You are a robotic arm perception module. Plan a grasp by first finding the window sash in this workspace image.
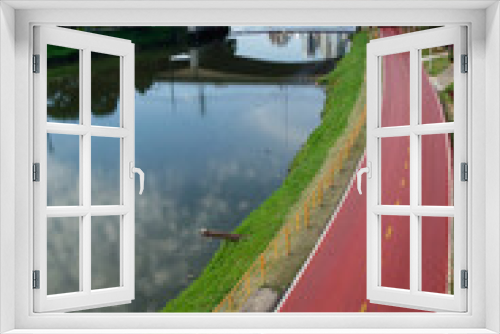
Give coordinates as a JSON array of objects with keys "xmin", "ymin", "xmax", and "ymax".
[
  {"xmin": 33, "ymin": 26, "xmax": 136, "ymax": 313},
  {"xmin": 366, "ymin": 26, "xmax": 467, "ymax": 312}
]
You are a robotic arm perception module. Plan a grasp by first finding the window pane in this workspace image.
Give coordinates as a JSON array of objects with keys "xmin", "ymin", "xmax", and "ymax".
[
  {"xmin": 421, "ymin": 133, "xmax": 454, "ymax": 206},
  {"xmin": 92, "ymin": 137, "xmax": 121, "ymax": 205},
  {"xmin": 381, "ymin": 136, "xmax": 410, "ymax": 205},
  {"xmin": 47, "ymin": 134, "xmax": 80, "ymax": 206},
  {"xmin": 47, "ymin": 45, "xmax": 80, "ymax": 124},
  {"xmin": 91, "ymin": 52, "xmax": 121, "ymax": 127},
  {"xmin": 421, "ymin": 216, "xmax": 453, "ymax": 294},
  {"xmin": 92, "ymin": 216, "xmax": 121, "ymax": 290},
  {"xmin": 47, "ymin": 217, "xmax": 80, "ymax": 295},
  {"xmin": 380, "ymin": 215, "xmax": 410, "ymax": 290},
  {"xmin": 421, "ymin": 45, "xmax": 454, "ymax": 124},
  {"xmin": 380, "ymin": 52, "xmax": 410, "ymax": 127}
]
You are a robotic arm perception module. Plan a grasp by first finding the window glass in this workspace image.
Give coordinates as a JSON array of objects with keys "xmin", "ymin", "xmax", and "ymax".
[
  {"xmin": 421, "ymin": 45, "xmax": 454, "ymax": 124},
  {"xmin": 47, "ymin": 134, "xmax": 80, "ymax": 206},
  {"xmin": 381, "ymin": 136, "xmax": 410, "ymax": 206},
  {"xmin": 92, "ymin": 137, "xmax": 121, "ymax": 205},
  {"xmin": 91, "ymin": 52, "xmax": 121, "ymax": 127},
  {"xmin": 92, "ymin": 216, "xmax": 121, "ymax": 290},
  {"xmin": 47, "ymin": 45, "xmax": 80, "ymax": 124},
  {"xmin": 380, "ymin": 52, "xmax": 410, "ymax": 127},
  {"xmin": 380, "ymin": 215, "xmax": 410, "ymax": 290},
  {"xmin": 47, "ymin": 217, "xmax": 80, "ymax": 295}
]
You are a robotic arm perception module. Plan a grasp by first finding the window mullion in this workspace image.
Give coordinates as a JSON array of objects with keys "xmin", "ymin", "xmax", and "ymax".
[
  {"xmin": 78, "ymin": 49, "xmax": 84, "ymax": 293},
  {"xmin": 409, "ymin": 48, "xmax": 419, "ymax": 294},
  {"xmin": 82, "ymin": 48, "xmax": 92, "ymax": 294}
]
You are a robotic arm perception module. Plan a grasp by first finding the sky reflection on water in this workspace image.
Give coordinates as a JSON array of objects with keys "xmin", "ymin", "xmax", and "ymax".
[{"xmin": 46, "ymin": 28, "xmax": 352, "ymax": 312}]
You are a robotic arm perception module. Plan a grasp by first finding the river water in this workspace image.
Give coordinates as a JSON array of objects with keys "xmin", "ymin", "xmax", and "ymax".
[{"xmin": 46, "ymin": 27, "xmax": 354, "ymax": 312}]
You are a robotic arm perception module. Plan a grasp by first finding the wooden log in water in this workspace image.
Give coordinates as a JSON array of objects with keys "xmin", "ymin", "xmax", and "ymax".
[{"xmin": 200, "ymin": 228, "xmax": 243, "ymax": 242}]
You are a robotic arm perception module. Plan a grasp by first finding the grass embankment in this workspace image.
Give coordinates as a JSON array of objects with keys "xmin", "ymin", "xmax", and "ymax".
[{"xmin": 161, "ymin": 31, "xmax": 369, "ymax": 312}]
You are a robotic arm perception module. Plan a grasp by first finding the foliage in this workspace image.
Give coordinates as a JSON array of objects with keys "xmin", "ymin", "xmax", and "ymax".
[
  {"xmin": 47, "ymin": 27, "xmax": 189, "ymax": 60},
  {"xmin": 422, "ymin": 56, "xmax": 451, "ymax": 77}
]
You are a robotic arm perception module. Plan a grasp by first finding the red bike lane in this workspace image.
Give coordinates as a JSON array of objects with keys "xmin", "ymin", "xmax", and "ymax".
[{"xmin": 279, "ymin": 27, "xmax": 451, "ymax": 312}]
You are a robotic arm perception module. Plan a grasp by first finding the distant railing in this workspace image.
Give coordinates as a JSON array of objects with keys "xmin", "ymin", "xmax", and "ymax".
[{"xmin": 213, "ymin": 104, "xmax": 367, "ymax": 312}]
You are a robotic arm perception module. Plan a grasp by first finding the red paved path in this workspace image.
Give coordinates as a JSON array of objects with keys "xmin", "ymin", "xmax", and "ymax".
[{"xmin": 279, "ymin": 27, "xmax": 452, "ymax": 312}]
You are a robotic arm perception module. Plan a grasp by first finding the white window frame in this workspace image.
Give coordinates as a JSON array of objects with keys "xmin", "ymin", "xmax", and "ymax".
[
  {"xmin": 0, "ymin": 1, "xmax": 498, "ymax": 333},
  {"xmin": 33, "ymin": 26, "xmax": 136, "ymax": 313},
  {"xmin": 365, "ymin": 26, "xmax": 467, "ymax": 312}
]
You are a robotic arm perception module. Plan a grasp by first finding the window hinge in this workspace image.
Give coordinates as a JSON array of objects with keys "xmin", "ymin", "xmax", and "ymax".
[
  {"xmin": 461, "ymin": 270, "xmax": 468, "ymax": 289},
  {"xmin": 33, "ymin": 270, "xmax": 40, "ymax": 289},
  {"xmin": 33, "ymin": 54, "xmax": 40, "ymax": 73},
  {"xmin": 461, "ymin": 162, "xmax": 468, "ymax": 181},
  {"xmin": 461, "ymin": 54, "xmax": 468, "ymax": 73},
  {"xmin": 33, "ymin": 163, "xmax": 40, "ymax": 182}
]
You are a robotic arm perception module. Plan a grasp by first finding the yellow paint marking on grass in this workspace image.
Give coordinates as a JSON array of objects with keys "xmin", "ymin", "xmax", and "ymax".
[
  {"xmin": 404, "ymin": 160, "xmax": 408, "ymax": 170},
  {"xmin": 395, "ymin": 199, "xmax": 400, "ymax": 205},
  {"xmin": 360, "ymin": 301, "xmax": 368, "ymax": 312},
  {"xmin": 401, "ymin": 178, "xmax": 406, "ymax": 187},
  {"xmin": 385, "ymin": 225, "xmax": 393, "ymax": 240}
]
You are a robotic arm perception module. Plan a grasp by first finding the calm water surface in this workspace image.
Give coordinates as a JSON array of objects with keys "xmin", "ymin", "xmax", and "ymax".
[{"xmin": 46, "ymin": 27, "xmax": 353, "ymax": 312}]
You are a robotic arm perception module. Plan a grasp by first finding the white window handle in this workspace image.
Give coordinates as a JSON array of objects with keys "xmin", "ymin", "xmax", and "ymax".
[
  {"xmin": 129, "ymin": 162, "xmax": 144, "ymax": 195},
  {"xmin": 356, "ymin": 162, "xmax": 371, "ymax": 195}
]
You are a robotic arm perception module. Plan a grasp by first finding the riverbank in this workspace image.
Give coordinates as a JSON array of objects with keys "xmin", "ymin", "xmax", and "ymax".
[
  {"xmin": 213, "ymin": 84, "xmax": 367, "ymax": 312},
  {"xmin": 161, "ymin": 30, "xmax": 369, "ymax": 312}
]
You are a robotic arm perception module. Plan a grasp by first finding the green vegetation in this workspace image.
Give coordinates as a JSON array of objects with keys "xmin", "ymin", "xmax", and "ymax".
[
  {"xmin": 439, "ymin": 82, "xmax": 454, "ymax": 113},
  {"xmin": 47, "ymin": 44, "xmax": 78, "ymax": 59},
  {"xmin": 47, "ymin": 27, "xmax": 188, "ymax": 60},
  {"xmin": 440, "ymin": 82, "xmax": 455, "ymax": 148},
  {"xmin": 161, "ymin": 31, "xmax": 369, "ymax": 312},
  {"xmin": 440, "ymin": 82, "xmax": 454, "ymax": 105},
  {"xmin": 423, "ymin": 56, "xmax": 451, "ymax": 76}
]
